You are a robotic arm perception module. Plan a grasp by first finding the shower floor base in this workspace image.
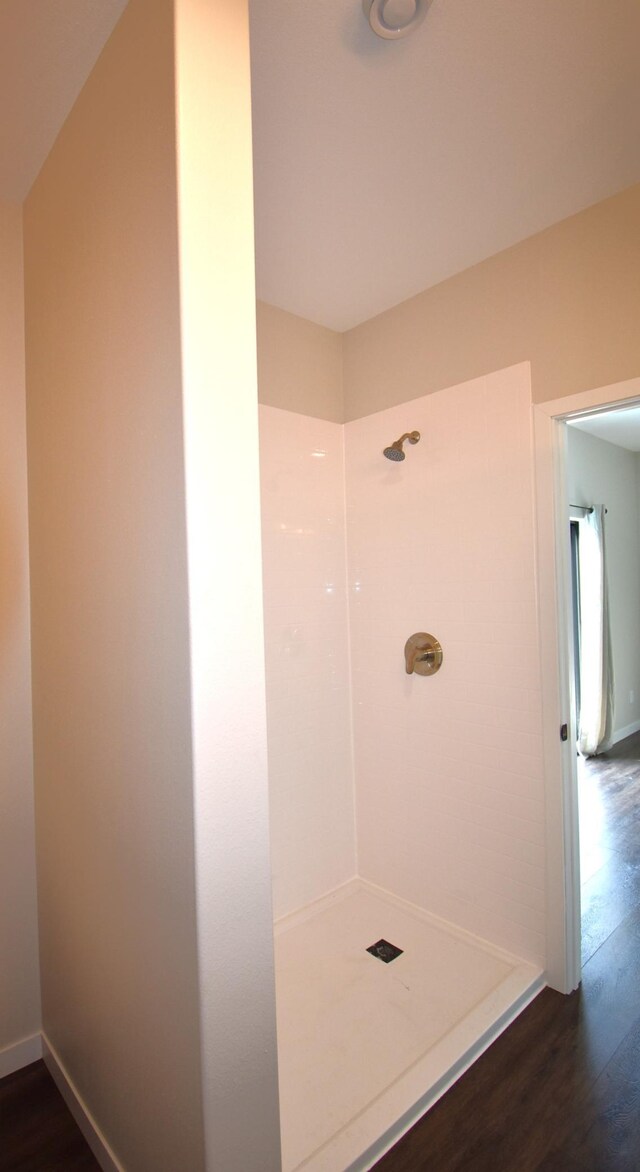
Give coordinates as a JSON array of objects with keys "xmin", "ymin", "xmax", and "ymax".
[{"xmin": 274, "ymin": 879, "xmax": 543, "ymax": 1172}]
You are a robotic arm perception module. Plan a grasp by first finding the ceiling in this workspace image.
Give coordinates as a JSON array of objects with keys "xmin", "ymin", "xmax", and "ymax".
[
  {"xmin": 0, "ymin": 1, "xmax": 127, "ymax": 201},
  {"xmin": 249, "ymin": 0, "xmax": 640, "ymax": 329},
  {"xmin": 2, "ymin": 0, "xmax": 640, "ymax": 331},
  {"xmin": 568, "ymin": 407, "xmax": 640, "ymax": 454}
]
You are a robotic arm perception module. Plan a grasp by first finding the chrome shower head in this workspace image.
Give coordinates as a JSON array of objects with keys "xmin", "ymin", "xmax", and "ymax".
[{"xmin": 383, "ymin": 431, "xmax": 420, "ymax": 461}]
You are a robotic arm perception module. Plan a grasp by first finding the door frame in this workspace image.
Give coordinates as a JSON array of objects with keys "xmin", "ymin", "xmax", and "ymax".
[{"xmin": 534, "ymin": 375, "xmax": 640, "ymax": 993}]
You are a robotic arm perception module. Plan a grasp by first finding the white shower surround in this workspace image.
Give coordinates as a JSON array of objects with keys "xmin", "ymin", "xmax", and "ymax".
[
  {"xmin": 259, "ymin": 361, "xmax": 546, "ymax": 967},
  {"xmin": 259, "ymin": 407, "xmax": 356, "ymax": 919}
]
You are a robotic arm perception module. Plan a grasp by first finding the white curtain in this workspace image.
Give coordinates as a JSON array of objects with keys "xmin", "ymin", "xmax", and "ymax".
[{"xmin": 577, "ymin": 505, "xmax": 614, "ymax": 756}]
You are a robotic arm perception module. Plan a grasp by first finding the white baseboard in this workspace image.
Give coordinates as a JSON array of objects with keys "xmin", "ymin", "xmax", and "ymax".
[
  {"xmin": 42, "ymin": 1035, "xmax": 125, "ymax": 1172},
  {"xmin": 0, "ymin": 1033, "xmax": 42, "ymax": 1079},
  {"xmin": 610, "ymin": 719, "xmax": 640, "ymax": 747}
]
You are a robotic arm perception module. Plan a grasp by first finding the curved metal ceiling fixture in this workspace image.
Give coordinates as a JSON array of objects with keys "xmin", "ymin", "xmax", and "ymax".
[{"xmin": 362, "ymin": 0, "xmax": 431, "ymax": 40}]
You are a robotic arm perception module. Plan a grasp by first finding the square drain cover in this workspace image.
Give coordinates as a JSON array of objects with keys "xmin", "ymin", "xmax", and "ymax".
[{"xmin": 366, "ymin": 939, "xmax": 403, "ymax": 964}]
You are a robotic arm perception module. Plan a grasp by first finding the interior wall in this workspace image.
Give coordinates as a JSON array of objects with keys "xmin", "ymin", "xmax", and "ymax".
[
  {"xmin": 343, "ymin": 182, "xmax": 640, "ymax": 421},
  {"xmin": 173, "ymin": 0, "xmax": 281, "ymax": 1166},
  {"xmin": 23, "ymin": 3, "xmax": 205, "ymax": 1169},
  {"xmin": 256, "ymin": 301, "xmax": 343, "ymax": 422},
  {"xmin": 566, "ymin": 426, "xmax": 640, "ymax": 743},
  {"xmin": 0, "ymin": 201, "xmax": 41, "ymax": 1069},
  {"xmin": 345, "ymin": 364, "xmax": 546, "ymax": 965},
  {"xmin": 259, "ymin": 405, "xmax": 355, "ymax": 919}
]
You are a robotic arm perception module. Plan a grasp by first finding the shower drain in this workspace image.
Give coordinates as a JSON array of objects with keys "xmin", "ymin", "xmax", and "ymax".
[{"xmin": 366, "ymin": 939, "xmax": 403, "ymax": 963}]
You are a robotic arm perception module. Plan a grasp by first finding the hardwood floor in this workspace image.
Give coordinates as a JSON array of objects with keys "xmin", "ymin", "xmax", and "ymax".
[
  {"xmin": 2, "ymin": 735, "xmax": 639, "ymax": 1171},
  {"xmin": 0, "ymin": 1059, "xmax": 100, "ymax": 1171}
]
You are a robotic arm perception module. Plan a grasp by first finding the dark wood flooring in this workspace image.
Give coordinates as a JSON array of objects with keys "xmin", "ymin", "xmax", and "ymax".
[
  {"xmin": 0, "ymin": 1059, "xmax": 100, "ymax": 1171},
  {"xmin": 2, "ymin": 735, "xmax": 639, "ymax": 1171}
]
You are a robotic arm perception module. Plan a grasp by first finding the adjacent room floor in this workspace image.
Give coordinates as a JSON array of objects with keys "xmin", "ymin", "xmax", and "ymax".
[
  {"xmin": 3, "ymin": 732, "xmax": 639, "ymax": 1172},
  {"xmin": 578, "ymin": 732, "xmax": 640, "ymax": 965}
]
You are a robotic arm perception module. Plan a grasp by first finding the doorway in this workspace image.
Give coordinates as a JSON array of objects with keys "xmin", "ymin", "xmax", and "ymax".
[
  {"xmin": 565, "ymin": 406, "xmax": 640, "ymax": 970},
  {"xmin": 534, "ymin": 376, "xmax": 640, "ymax": 994}
]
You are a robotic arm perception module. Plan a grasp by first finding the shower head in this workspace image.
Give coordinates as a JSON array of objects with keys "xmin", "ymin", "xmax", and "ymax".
[{"xmin": 383, "ymin": 431, "xmax": 420, "ymax": 461}]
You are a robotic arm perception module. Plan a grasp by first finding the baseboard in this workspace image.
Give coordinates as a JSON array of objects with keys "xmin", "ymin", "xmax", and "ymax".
[
  {"xmin": 0, "ymin": 1033, "xmax": 42, "ymax": 1079},
  {"xmin": 610, "ymin": 719, "xmax": 640, "ymax": 747},
  {"xmin": 42, "ymin": 1035, "xmax": 125, "ymax": 1172}
]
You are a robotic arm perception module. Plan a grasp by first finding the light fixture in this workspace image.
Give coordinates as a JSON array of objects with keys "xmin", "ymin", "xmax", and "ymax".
[{"xmin": 362, "ymin": 0, "xmax": 431, "ymax": 40}]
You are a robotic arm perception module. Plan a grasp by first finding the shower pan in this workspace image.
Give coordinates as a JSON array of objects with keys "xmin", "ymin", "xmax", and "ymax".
[
  {"xmin": 259, "ymin": 364, "xmax": 545, "ymax": 1171},
  {"xmin": 274, "ymin": 882, "xmax": 539, "ymax": 1171}
]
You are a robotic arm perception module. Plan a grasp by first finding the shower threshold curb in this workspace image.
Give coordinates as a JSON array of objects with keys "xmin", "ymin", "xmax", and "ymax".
[{"xmin": 280, "ymin": 878, "xmax": 544, "ymax": 1172}]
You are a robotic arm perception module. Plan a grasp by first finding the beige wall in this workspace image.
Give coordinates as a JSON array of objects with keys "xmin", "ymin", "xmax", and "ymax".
[
  {"xmin": 24, "ymin": 3, "xmax": 204, "ymax": 1169},
  {"xmin": 0, "ymin": 201, "xmax": 41, "ymax": 1066},
  {"xmin": 256, "ymin": 300, "xmax": 343, "ymax": 422},
  {"xmin": 343, "ymin": 183, "xmax": 640, "ymax": 420}
]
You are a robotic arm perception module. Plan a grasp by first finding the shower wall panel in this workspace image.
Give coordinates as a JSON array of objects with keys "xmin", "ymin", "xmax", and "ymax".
[
  {"xmin": 259, "ymin": 406, "xmax": 356, "ymax": 918},
  {"xmin": 344, "ymin": 363, "xmax": 546, "ymax": 966}
]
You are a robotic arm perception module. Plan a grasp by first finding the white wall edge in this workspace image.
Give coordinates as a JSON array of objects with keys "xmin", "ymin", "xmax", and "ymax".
[
  {"xmin": 174, "ymin": 2, "xmax": 282, "ymax": 1168},
  {"xmin": 534, "ymin": 373, "xmax": 640, "ymax": 996},
  {"xmin": 0, "ymin": 1033, "xmax": 42, "ymax": 1079},
  {"xmin": 42, "ymin": 1035, "xmax": 124, "ymax": 1172},
  {"xmin": 533, "ymin": 404, "xmax": 581, "ymax": 994}
]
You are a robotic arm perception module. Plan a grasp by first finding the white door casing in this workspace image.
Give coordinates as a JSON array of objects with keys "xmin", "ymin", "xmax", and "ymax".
[{"xmin": 534, "ymin": 377, "xmax": 640, "ymax": 994}]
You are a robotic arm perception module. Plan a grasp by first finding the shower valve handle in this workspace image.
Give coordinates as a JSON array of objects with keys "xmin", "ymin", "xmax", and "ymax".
[{"xmin": 404, "ymin": 632, "xmax": 443, "ymax": 676}]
